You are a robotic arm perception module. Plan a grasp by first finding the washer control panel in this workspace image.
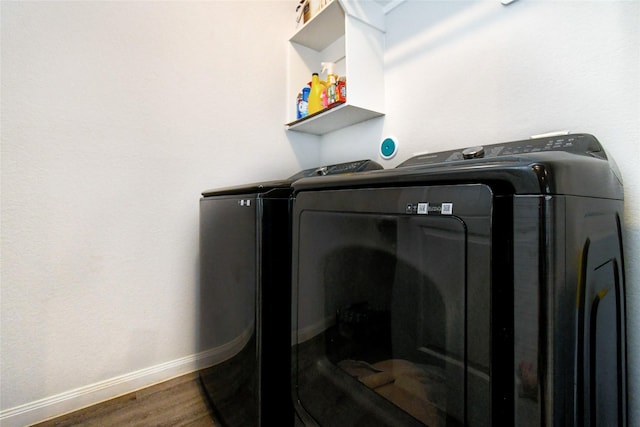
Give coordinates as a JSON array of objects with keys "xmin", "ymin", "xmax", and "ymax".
[
  {"xmin": 397, "ymin": 134, "xmax": 604, "ymax": 168},
  {"xmin": 291, "ymin": 159, "xmax": 383, "ymax": 180},
  {"xmin": 314, "ymin": 159, "xmax": 383, "ymax": 176}
]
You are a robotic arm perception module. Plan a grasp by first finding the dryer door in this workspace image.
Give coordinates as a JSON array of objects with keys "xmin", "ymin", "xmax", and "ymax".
[{"xmin": 292, "ymin": 184, "xmax": 494, "ymax": 427}]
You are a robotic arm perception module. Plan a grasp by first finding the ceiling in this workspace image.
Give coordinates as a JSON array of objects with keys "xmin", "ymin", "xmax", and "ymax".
[{"xmin": 373, "ymin": 0, "xmax": 404, "ymax": 14}]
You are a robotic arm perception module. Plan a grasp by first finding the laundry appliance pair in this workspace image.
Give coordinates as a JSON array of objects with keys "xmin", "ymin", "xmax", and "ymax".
[{"xmin": 201, "ymin": 134, "xmax": 627, "ymax": 427}]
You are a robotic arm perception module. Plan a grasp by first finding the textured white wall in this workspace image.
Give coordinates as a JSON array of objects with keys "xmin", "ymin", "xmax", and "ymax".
[
  {"xmin": 0, "ymin": 0, "xmax": 318, "ymax": 423},
  {"xmin": 321, "ymin": 0, "xmax": 639, "ymax": 425}
]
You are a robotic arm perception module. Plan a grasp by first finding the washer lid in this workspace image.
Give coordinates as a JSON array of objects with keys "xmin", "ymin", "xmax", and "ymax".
[
  {"xmin": 201, "ymin": 159, "xmax": 383, "ymax": 197},
  {"xmin": 201, "ymin": 179, "xmax": 293, "ymax": 197}
]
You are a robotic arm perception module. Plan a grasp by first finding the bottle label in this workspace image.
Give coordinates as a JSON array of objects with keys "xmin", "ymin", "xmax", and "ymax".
[{"xmin": 338, "ymin": 82, "xmax": 346, "ymax": 102}]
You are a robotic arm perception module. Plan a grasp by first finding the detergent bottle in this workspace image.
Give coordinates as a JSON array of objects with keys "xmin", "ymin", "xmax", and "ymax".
[
  {"xmin": 308, "ymin": 73, "xmax": 327, "ymax": 115},
  {"xmin": 296, "ymin": 83, "xmax": 311, "ymax": 119},
  {"xmin": 337, "ymin": 76, "xmax": 347, "ymax": 103},
  {"xmin": 321, "ymin": 62, "xmax": 339, "ymax": 105}
]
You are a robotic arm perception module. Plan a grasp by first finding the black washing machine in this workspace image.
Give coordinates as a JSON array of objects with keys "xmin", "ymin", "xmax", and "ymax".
[
  {"xmin": 198, "ymin": 159, "xmax": 382, "ymax": 427},
  {"xmin": 290, "ymin": 134, "xmax": 626, "ymax": 426}
]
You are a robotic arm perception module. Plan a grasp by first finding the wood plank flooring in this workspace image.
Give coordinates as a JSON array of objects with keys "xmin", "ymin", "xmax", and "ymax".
[{"xmin": 31, "ymin": 372, "xmax": 220, "ymax": 427}]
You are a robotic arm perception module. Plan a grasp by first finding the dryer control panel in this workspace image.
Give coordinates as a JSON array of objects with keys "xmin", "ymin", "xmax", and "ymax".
[{"xmin": 397, "ymin": 133, "xmax": 604, "ymax": 168}]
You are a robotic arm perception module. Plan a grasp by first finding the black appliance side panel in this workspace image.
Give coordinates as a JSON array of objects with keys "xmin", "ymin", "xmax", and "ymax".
[
  {"xmin": 567, "ymin": 197, "xmax": 627, "ymax": 427},
  {"xmin": 512, "ymin": 195, "xmax": 626, "ymax": 427},
  {"xmin": 257, "ymin": 191, "xmax": 295, "ymax": 426},
  {"xmin": 199, "ymin": 194, "xmax": 259, "ymax": 426}
]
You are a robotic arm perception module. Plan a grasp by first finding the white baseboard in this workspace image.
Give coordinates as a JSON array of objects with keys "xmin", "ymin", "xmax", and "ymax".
[{"xmin": 0, "ymin": 328, "xmax": 252, "ymax": 427}]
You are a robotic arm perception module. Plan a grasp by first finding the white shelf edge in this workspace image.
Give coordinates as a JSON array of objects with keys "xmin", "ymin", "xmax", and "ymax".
[
  {"xmin": 286, "ymin": 103, "xmax": 384, "ymax": 135},
  {"xmin": 289, "ymin": 0, "xmax": 345, "ymax": 51}
]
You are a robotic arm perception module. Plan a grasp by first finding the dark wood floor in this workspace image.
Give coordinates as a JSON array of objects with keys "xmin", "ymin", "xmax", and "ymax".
[{"xmin": 31, "ymin": 372, "xmax": 220, "ymax": 426}]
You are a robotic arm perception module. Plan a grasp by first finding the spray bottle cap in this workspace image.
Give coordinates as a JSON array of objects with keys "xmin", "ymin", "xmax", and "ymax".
[{"xmin": 321, "ymin": 62, "xmax": 336, "ymax": 76}]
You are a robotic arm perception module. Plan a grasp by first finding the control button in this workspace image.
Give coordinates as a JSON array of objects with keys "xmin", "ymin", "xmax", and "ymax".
[
  {"xmin": 462, "ymin": 146, "xmax": 485, "ymax": 159},
  {"xmin": 315, "ymin": 166, "xmax": 328, "ymax": 176}
]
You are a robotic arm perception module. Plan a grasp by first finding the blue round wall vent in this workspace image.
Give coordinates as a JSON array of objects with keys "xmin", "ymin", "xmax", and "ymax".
[{"xmin": 380, "ymin": 137, "xmax": 398, "ymax": 159}]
